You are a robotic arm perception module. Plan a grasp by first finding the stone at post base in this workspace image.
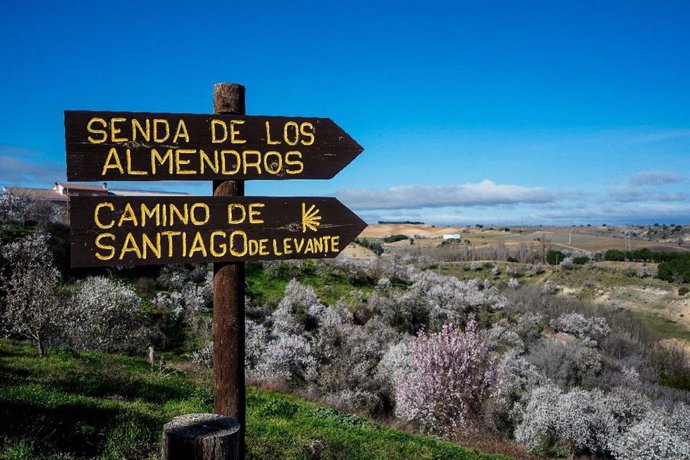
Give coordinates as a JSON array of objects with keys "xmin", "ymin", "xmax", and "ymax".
[{"xmin": 163, "ymin": 413, "xmax": 241, "ymax": 460}]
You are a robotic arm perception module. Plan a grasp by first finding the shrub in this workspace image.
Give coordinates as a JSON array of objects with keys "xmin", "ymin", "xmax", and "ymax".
[
  {"xmin": 191, "ymin": 342, "xmax": 213, "ymax": 369},
  {"xmin": 394, "ymin": 321, "xmax": 497, "ymax": 435},
  {"xmin": 573, "ymin": 255, "xmax": 589, "ymax": 265},
  {"xmin": 611, "ymin": 407, "xmax": 690, "ymax": 459},
  {"xmin": 559, "ymin": 257, "xmax": 575, "ymax": 270},
  {"xmin": 272, "ymin": 279, "xmax": 323, "ymax": 336},
  {"xmin": 507, "ymin": 277, "xmax": 520, "ymax": 288},
  {"xmin": 355, "ymin": 238, "xmax": 383, "ymax": 256},
  {"xmin": 550, "ymin": 313, "xmax": 610, "ymax": 340},
  {"xmin": 636, "ymin": 265, "xmax": 652, "ymax": 278},
  {"xmin": 605, "ymin": 249, "xmax": 626, "ymax": 261},
  {"xmin": 1, "ymin": 232, "xmax": 63, "ymax": 356},
  {"xmin": 0, "ymin": 189, "xmax": 58, "ymax": 225},
  {"xmin": 546, "ymin": 250, "xmax": 565, "ymax": 265},
  {"xmin": 485, "ymin": 319, "xmax": 525, "ymax": 353},
  {"xmin": 246, "ymin": 320, "xmax": 269, "ymax": 370},
  {"xmin": 316, "ymin": 318, "xmax": 400, "ymax": 415},
  {"xmin": 151, "ymin": 273, "xmax": 212, "ymax": 349},
  {"xmin": 526, "ymin": 264, "xmax": 545, "ymax": 276},
  {"xmin": 598, "ymin": 386, "xmax": 651, "ymax": 432},
  {"xmin": 487, "ymin": 350, "xmax": 545, "ymax": 435},
  {"xmin": 383, "ymin": 234, "xmax": 409, "ymax": 243},
  {"xmin": 378, "ymin": 270, "xmax": 506, "ymax": 334},
  {"xmin": 375, "ymin": 339, "xmax": 412, "ymax": 390},
  {"xmin": 526, "ymin": 338, "xmax": 603, "ymax": 388},
  {"xmin": 256, "ymin": 334, "xmax": 318, "ymax": 385},
  {"xmin": 67, "ymin": 277, "xmax": 150, "ymax": 354},
  {"xmin": 514, "ymin": 385, "xmax": 615, "ymax": 457},
  {"xmin": 323, "ymin": 389, "xmax": 380, "ymax": 414}
]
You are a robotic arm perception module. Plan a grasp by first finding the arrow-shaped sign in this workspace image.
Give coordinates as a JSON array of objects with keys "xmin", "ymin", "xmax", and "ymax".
[
  {"xmin": 69, "ymin": 196, "xmax": 367, "ymax": 267},
  {"xmin": 65, "ymin": 111, "xmax": 363, "ymax": 181}
]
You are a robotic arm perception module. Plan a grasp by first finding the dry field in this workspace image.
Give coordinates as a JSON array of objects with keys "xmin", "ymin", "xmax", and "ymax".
[
  {"xmin": 354, "ymin": 224, "xmax": 690, "ymax": 343},
  {"xmin": 360, "ymin": 224, "xmax": 685, "ymax": 253}
]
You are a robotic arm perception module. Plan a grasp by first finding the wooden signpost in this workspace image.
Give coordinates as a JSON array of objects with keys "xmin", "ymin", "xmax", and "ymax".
[{"xmin": 65, "ymin": 83, "xmax": 365, "ymax": 459}]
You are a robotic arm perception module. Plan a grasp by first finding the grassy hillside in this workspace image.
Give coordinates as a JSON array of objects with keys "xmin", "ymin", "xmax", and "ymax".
[{"xmin": 0, "ymin": 340, "xmax": 504, "ymax": 460}]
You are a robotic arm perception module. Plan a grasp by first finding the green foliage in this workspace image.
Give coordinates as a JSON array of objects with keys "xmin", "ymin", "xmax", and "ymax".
[
  {"xmin": 246, "ymin": 261, "xmax": 290, "ymax": 305},
  {"xmin": 355, "ymin": 237, "xmax": 383, "ymax": 256},
  {"xmin": 600, "ymin": 249, "xmax": 690, "ymax": 284},
  {"xmin": 246, "ymin": 388, "xmax": 502, "ymax": 460},
  {"xmin": 0, "ymin": 224, "xmax": 33, "ymax": 245},
  {"xmin": 246, "ymin": 261, "xmax": 375, "ymax": 307},
  {"xmin": 310, "ymin": 407, "xmax": 370, "ymax": 428},
  {"xmin": 259, "ymin": 399, "xmax": 300, "ymax": 418},
  {"xmin": 604, "ymin": 249, "xmax": 626, "ymax": 261},
  {"xmin": 659, "ymin": 371, "xmax": 690, "ymax": 392},
  {"xmin": 573, "ymin": 256, "xmax": 589, "ymax": 265},
  {"xmin": 0, "ymin": 340, "xmax": 200, "ymax": 459},
  {"xmin": 546, "ymin": 250, "xmax": 564, "ymax": 265},
  {"xmin": 1, "ymin": 339, "xmax": 501, "ymax": 460},
  {"xmin": 383, "ymin": 234, "xmax": 409, "ymax": 243},
  {"xmin": 658, "ymin": 257, "xmax": 690, "ymax": 284}
]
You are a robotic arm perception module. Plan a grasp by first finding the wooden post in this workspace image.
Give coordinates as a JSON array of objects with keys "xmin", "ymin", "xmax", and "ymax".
[
  {"xmin": 212, "ymin": 83, "xmax": 246, "ymax": 453},
  {"xmin": 163, "ymin": 413, "xmax": 240, "ymax": 460}
]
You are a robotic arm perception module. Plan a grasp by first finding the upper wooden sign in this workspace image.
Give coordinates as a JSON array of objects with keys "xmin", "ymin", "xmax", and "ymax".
[
  {"xmin": 64, "ymin": 111, "xmax": 363, "ymax": 181},
  {"xmin": 69, "ymin": 196, "xmax": 367, "ymax": 267}
]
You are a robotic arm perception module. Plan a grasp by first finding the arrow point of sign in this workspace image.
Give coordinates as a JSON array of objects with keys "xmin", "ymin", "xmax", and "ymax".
[
  {"xmin": 333, "ymin": 198, "xmax": 368, "ymax": 236},
  {"xmin": 321, "ymin": 119, "xmax": 365, "ymax": 179}
]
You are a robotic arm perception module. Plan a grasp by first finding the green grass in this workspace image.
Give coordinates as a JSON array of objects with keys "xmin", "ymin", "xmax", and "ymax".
[
  {"xmin": 0, "ymin": 340, "xmax": 504, "ymax": 459},
  {"xmin": 246, "ymin": 261, "xmax": 374, "ymax": 307},
  {"xmin": 638, "ymin": 313, "xmax": 690, "ymax": 342}
]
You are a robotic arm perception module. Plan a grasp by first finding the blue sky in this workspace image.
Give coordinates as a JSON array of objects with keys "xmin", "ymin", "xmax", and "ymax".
[{"xmin": 1, "ymin": 0, "xmax": 688, "ymax": 225}]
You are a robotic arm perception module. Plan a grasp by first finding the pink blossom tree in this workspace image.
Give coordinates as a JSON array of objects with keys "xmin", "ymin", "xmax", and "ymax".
[{"xmin": 394, "ymin": 320, "xmax": 497, "ymax": 435}]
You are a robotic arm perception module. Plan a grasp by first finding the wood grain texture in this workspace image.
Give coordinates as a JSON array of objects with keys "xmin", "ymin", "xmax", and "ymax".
[
  {"xmin": 162, "ymin": 413, "xmax": 240, "ymax": 460},
  {"xmin": 69, "ymin": 196, "xmax": 366, "ymax": 267},
  {"xmin": 64, "ymin": 110, "xmax": 363, "ymax": 181},
  {"xmin": 212, "ymin": 82, "xmax": 246, "ymax": 457}
]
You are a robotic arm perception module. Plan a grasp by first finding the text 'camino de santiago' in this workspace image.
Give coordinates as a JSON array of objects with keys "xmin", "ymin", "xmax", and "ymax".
[{"xmin": 69, "ymin": 197, "xmax": 367, "ymax": 267}]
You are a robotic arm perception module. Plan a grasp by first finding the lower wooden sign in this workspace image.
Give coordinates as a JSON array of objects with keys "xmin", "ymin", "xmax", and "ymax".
[{"xmin": 70, "ymin": 196, "xmax": 367, "ymax": 267}]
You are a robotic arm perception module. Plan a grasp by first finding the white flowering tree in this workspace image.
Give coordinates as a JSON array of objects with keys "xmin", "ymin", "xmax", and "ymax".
[
  {"xmin": 514, "ymin": 385, "xmax": 616, "ymax": 457},
  {"xmin": 272, "ymin": 279, "xmax": 323, "ymax": 336},
  {"xmin": 1, "ymin": 232, "xmax": 62, "ymax": 356},
  {"xmin": 0, "ymin": 189, "xmax": 58, "ymax": 225},
  {"xmin": 255, "ymin": 334, "xmax": 318, "ymax": 385},
  {"xmin": 67, "ymin": 276, "xmax": 149, "ymax": 354},
  {"xmin": 550, "ymin": 312, "xmax": 610, "ymax": 340},
  {"xmin": 612, "ymin": 406, "xmax": 690, "ymax": 459}
]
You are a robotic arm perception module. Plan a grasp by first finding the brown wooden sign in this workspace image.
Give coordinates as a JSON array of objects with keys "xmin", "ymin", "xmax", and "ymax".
[
  {"xmin": 65, "ymin": 111, "xmax": 363, "ymax": 181},
  {"xmin": 69, "ymin": 196, "xmax": 367, "ymax": 267}
]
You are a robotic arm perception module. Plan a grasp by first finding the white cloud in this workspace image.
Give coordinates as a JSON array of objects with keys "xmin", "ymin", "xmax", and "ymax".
[
  {"xmin": 337, "ymin": 180, "xmax": 555, "ymax": 210},
  {"xmin": 0, "ymin": 145, "xmax": 65, "ymax": 187},
  {"xmin": 628, "ymin": 170, "xmax": 684, "ymax": 186},
  {"xmin": 608, "ymin": 188, "xmax": 689, "ymax": 203}
]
